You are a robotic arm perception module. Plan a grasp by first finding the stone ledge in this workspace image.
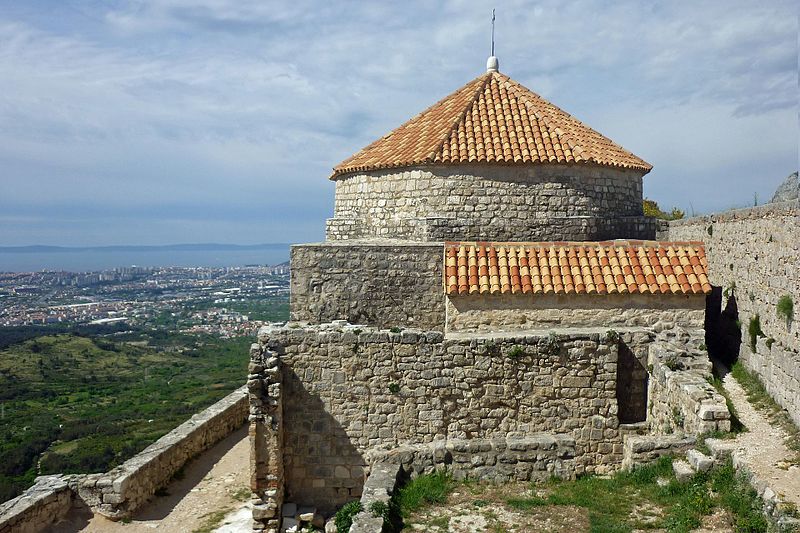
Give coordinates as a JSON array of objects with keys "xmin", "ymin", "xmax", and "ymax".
[
  {"xmin": 365, "ymin": 434, "xmax": 577, "ymax": 483},
  {"xmin": 621, "ymin": 434, "xmax": 696, "ymax": 471},
  {"xmin": 731, "ymin": 452, "xmax": 800, "ymax": 532}
]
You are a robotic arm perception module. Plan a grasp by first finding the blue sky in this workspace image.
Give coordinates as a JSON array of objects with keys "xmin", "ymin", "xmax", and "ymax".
[{"xmin": 0, "ymin": 0, "xmax": 797, "ymax": 246}]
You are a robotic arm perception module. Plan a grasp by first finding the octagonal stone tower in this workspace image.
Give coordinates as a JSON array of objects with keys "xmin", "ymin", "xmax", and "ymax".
[
  {"xmin": 326, "ymin": 67, "xmax": 655, "ymax": 243},
  {"xmin": 291, "ymin": 60, "xmax": 659, "ymax": 330}
]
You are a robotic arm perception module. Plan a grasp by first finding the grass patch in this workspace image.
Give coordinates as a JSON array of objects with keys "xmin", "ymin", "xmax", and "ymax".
[
  {"xmin": 501, "ymin": 456, "xmax": 769, "ymax": 533},
  {"xmin": 334, "ymin": 500, "xmax": 362, "ymax": 532},
  {"xmin": 747, "ymin": 314, "xmax": 765, "ymax": 352},
  {"xmin": 192, "ymin": 506, "xmax": 233, "ymax": 533},
  {"xmin": 710, "ymin": 461, "xmax": 768, "ymax": 532},
  {"xmin": 231, "ymin": 486, "xmax": 251, "ymax": 502},
  {"xmin": 731, "ymin": 362, "xmax": 800, "ymax": 457},
  {"xmin": 396, "ymin": 471, "xmax": 454, "ymax": 516}
]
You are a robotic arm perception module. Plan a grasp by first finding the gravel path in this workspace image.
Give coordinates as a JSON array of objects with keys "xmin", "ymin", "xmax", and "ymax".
[
  {"xmin": 71, "ymin": 425, "xmax": 251, "ymax": 533},
  {"xmin": 723, "ymin": 373, "xmax": 800, "ymax": 506}
]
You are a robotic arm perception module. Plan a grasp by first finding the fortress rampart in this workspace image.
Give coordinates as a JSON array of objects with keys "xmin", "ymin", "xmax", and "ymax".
[{"xmin": 668, "ymin": 200, "xmax": 800, "ymax": 426}]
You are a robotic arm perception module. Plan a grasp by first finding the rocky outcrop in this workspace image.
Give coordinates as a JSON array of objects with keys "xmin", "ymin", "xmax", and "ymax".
[{"xmin": 771, "ymin": 171, "xmax": 799, "ymax": 203}]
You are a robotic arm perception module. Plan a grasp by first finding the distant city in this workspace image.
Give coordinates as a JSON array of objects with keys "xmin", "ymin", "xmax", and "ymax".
[{"xmin": 0, "ymin": 262, "xmax": 290, "ymax": 337}]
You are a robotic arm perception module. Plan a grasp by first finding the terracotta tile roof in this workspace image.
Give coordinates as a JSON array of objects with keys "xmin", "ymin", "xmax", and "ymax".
[
  {"xmin": 332, "ymin": 71, "xmax": 652, "ymax": 178},
  {"xmin": 445, "ymin": 241, "xmax": 711, "ymax": 296}
]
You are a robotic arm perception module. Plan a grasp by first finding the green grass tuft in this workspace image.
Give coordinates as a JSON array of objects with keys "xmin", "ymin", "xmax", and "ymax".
[
  {"xmin": 396, "ymin": 471, "xmax": 454, "ymax": 516},
  {"xmin": 334, "ymin": 500, "xmax": 362, "ymax": 532},
  {"xmin": 777, "ymin": 294, "xmax": 794, "ymax": 323}
]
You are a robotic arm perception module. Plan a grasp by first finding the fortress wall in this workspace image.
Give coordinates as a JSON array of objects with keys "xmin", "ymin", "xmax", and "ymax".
[
  {"xmin": 290, "ymin": 242, "xmax": 444, "ymax": 330},
  {"xmin": 327, "ymin": 164, "xmax": 655, "ymax": 242},
  {"xmin": 446, "ymin": 293, "xmax": 705, "ymax": 333},
  {"xmin": 254, "ymin": 323, "xmax": 630, "ymax": 514},
  {"xmin": 77, "ymin": 386, "xmax": 248, "ymax": 519},
  {"xmin": 668, "ymin": 200, "xmax": 800, "ymax": 425}
]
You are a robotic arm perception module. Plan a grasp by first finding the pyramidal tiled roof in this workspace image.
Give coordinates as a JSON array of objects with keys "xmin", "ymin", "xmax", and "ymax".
[
  {"xmin": 445, "ymin": 241, "xmax": 711, "ymax": 296},
  {"xmin": 332, "ymin": 71, "xmax": 652, "ymax": 178}
]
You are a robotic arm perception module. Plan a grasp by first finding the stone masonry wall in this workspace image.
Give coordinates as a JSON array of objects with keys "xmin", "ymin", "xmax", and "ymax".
[
  {"xmin": 254, "ymin": 322, "xmax": 626, "ymax": 515},
  {"xmin": 290, "ymin": 242, "xmax": 444, "ymax": 330},
  {"xmin": 327, "ymin": 164, "xmax": 656, "ymax": 242},
  {"xmin": 446, "ymin": 293, "xmax": 705, "ymax": 333},
  {"xmin": 647, "ymin": 339, "xmax": 731, "ymax": 435},
  {"xmin": 668, "ymin": 200, "xmax": 800, "ymax": 426}
]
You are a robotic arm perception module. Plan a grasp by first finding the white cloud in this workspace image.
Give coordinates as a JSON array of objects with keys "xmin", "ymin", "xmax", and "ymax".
[{"xmin": 0, "ymin": 0, "xmax": 796, "ymax": 245}]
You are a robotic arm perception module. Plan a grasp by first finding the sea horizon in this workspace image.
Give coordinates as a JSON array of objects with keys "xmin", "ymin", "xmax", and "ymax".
[{"xmin": 0, "ymin": 243, "xmax": 291, "ymax": 273}]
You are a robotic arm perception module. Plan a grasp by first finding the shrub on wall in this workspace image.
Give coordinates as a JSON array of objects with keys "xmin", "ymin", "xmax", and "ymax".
[
  {"xmin": 777, "ymin": 295, "xmax": 794, "ymax": 324},
  {"xmin": 334, "ymin": 500, "xmax": 363, "ymax": 532},
  {"xmin": 747, "ymin": 315, "xmax": 765, "ymax": 353}
]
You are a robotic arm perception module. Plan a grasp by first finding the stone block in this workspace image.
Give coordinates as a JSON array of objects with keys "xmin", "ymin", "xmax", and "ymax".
[
  {"xmin": 686, "ymin": 449, "xmax": 714, "ymax": 473},
  {"xmin": 672, "ymin": 460, "xmax": 694, "ymax": 483}
]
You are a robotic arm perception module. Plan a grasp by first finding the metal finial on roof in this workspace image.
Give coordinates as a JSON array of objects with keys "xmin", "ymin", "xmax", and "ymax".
[{"xmin": 487, "ymin": 9, "xmax": 499, "ymax": 72}]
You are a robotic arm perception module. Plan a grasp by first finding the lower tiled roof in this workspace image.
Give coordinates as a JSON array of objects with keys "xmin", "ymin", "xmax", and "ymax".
[{"xmin": 445, "ymin": 241, "xmax": 711, "ymax": 296}]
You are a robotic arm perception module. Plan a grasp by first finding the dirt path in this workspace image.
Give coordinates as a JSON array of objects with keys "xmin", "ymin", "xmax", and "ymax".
[
  {"xmin": 67, "ymin": 425, "xmax": 251, "ymax": 533},
  {"xmin": 723, "ymin": 373, "xmax": 800, "ymax": 506}
]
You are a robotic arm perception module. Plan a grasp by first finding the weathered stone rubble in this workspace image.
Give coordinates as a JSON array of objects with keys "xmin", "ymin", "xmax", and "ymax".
[{"xmin": 647, "ymin": 331, "xmax": 731, "ymax": 435}]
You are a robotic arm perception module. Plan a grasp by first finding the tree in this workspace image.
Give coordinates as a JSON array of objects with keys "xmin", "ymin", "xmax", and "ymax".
[{"xmin": 643, "ymin": 199, "xmax": 685, "ymax": 220}]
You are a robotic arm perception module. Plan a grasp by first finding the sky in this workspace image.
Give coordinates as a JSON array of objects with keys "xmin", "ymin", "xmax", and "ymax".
[{"xmin": 0, "ymin": 0, "xmax": 797, "ymax": 246}]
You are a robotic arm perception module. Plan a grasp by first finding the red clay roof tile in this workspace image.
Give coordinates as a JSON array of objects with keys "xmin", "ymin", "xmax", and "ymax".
[
  {"xmin": 332, "ymin": 71, "xmax": 651, "ymax": 178},
  {"xmin": 445, "ymin": 241, "xmax": 711, "ymax": 296}
]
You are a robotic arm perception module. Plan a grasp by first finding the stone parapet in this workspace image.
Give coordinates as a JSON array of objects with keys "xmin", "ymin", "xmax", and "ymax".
[
  {"xmin": 0, "ymin": 475, "xmax": 76, "ymax": 533},
  {"xmin": 647, "ymin": 336, "xmax": 731, "ymax": 435},
  {"xmin": 77, "ymin": 386, "xmax": 248, "ymax": 520}
]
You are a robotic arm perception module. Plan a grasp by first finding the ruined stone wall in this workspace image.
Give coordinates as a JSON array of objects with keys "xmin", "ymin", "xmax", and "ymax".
[
  {"xmin": 647, "ymin": 339, "xmax": 731, "ymax": 435},
  {"xmin": 290, "ymin": 242, "xmax": 444, "ymax": 330},
  {"xmin": 446, "ymin": 293, "xmax": 705, "ymax": 333},
  {"xmin": 668, "ymin": 201, "xmax": 800, "ymax": 426},
  {"xmin": 253, "ymin": 323, "xmax": 630, "ymax": 514},
  {"xmin": 327, "ymin": 164, "xmax": 655, "ymax": 242}
]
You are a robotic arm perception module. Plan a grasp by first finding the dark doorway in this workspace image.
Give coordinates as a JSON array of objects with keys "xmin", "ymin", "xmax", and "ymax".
[
  {"xmin": 616, "ymin": 342, "xmax": 648, "ymax": 423},
  {"xmin": 705, "ymin": 286, "xmax": 742, "ymax": 367}
]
